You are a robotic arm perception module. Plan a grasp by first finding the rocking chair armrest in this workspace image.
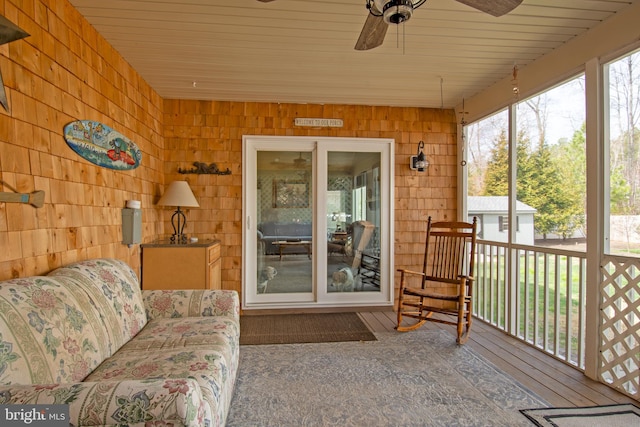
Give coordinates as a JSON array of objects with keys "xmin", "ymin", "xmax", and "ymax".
[
  {"xmin": 455, "ymin": 275, "xmax": 474, "ymax": 298},
  {"xmin": 397, "ymin": 268, "xmax": 426, "ymax": 292},
  {"xmin": 397, "ymin": 268, "xmax": 426, "ymax": 277}
]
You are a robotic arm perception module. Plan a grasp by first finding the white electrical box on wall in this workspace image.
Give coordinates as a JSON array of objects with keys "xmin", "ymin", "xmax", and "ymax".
[{"xmin": 122, "ymin": 208, "xmax": 142, "ymax": 245}]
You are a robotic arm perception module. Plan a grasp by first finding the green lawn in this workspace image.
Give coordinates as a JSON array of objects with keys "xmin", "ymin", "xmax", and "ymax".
[{"xmin": 474, "ymin": 251, "xmax": 585, "ymax": 365}]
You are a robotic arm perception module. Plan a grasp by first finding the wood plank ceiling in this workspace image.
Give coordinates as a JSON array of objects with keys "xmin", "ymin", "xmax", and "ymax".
[{"xmin": 69, "ymin": 0, "xmax": 635, "ymax": 108}]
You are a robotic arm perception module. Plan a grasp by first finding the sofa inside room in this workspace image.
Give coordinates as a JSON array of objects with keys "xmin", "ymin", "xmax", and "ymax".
[{"xmin": 258, "ymin": 221, "xmax": 313, "ymax": 255}]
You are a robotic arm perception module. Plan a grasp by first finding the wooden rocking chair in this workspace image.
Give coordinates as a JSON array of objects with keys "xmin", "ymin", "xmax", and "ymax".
[{"xmin": 396, "ymin": 217, "xmax": 477, "ymax": 344}]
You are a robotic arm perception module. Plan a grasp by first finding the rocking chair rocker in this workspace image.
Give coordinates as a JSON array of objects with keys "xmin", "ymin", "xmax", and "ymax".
[{"xmin": 396, "ymin": 217, "xmax": 477, "ymax": 344}]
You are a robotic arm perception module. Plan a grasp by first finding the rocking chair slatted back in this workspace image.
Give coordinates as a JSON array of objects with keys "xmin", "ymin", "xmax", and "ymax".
[{"xmin": 424, "ymin": 222, "xmax": 476, "ymax": 285}]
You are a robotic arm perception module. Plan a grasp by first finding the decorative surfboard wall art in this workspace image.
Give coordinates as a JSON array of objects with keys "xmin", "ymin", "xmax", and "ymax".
[{"xmin": 63, "ymin": 120, "xmax": 142, "ymax": 170}]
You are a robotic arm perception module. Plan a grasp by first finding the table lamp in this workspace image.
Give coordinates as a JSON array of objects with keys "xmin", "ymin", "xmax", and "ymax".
[{"xmin": 157, "ymin": 181, "xmax": 199, "ymax": 243}]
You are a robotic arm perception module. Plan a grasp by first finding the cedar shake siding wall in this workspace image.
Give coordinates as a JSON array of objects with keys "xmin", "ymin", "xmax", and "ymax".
[
  {"xmin": 163, "ymin": 101, "xmax": 458, "ymax": 297},
  {"xmin": 0, "ymin": 0, "xmax": 164, "ymax": 279}
]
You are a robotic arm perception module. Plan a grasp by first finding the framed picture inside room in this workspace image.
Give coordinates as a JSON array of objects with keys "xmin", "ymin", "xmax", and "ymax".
[{"xmin": 273, "ymin": 180, "xmax": 309, "ymax": 208}]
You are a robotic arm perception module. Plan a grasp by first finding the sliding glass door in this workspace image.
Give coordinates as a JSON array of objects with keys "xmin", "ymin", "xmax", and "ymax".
[
  {"xmin": 255, "ymin": 146, "xmax": 315, "ymax": 303},
  {"xmin": 243, "ymin": 136, "xmax": 393, "ymax": 309},
  {"xmin": 319, "ymin": 147, "xmax": 383, "ymax": 305}
]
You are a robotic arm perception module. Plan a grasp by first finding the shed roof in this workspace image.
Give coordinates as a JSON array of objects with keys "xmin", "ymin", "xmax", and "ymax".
[{"xmin": 468, "ymin": 196, "xmax": 537, "ymax": 214}]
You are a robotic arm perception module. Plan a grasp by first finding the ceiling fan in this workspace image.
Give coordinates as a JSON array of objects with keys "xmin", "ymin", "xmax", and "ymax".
[
  {"xmin": 257, "ymin": 0, "xmax": 523, "ymax": 51},
  {"xmin": 270, "ymin": 152, "xmax": 311, "ymax": 169},
  {"xmin": 355, "ymin": 0, "xmax": 523, "ymax": 50}
]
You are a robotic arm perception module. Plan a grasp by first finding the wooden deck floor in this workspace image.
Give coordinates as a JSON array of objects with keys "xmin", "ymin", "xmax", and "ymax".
[{"xmin": 358, "ymin": 310, "xmax": 639, "ymax": 407}]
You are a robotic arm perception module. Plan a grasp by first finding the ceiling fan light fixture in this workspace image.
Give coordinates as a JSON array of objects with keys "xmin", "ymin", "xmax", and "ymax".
[
  {"xmin": 383, "ymin": 0, "xmax": 413, "ymax": 24},
  {"xmin": 371, "ymin": 0, "xmax": 428, "ymax": 24}
]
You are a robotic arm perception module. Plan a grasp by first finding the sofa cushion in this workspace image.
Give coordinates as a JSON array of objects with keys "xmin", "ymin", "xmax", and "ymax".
[
  {"xmin": 92, "ymin": 314, "xmax": 238, "ymax": 426},
  {"xmin": 3, "ymin": 378, "xmax": 211, "ymax": 426},
  {"xmin": 117, "ymin": 316, "xmax": 239, "ymax": 374},
  {"xmin": 48, "ymin": 258, "xmax": 147, "ymax": 352},
  {"xmin": 0, "ymin": 276, "xmax": 111, "ymax": 384},
  {"xmin": 0, "ymin": 258, "xmax": 147, "ymax": 386},
  {"xmin": 142, "ymin": 289, "xmax": 239, "ymax": 321},
  {"xmin": 86, "ymin": 345, "xmax": 233, "ymax": 426}
]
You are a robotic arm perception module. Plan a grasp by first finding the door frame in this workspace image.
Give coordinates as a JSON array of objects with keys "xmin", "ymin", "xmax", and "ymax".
[{"xmin": 242, "ymin": 135, "xmax": 395, "ymax": 310}]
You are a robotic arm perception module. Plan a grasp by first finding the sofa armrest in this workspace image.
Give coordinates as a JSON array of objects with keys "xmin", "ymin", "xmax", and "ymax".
[
  {"xmin": 142, "ymin": 289, "xmax": 239, "ymax": 321},
  {"xmin": 0, "ymin": 378, "xmax": 210, "ymax": 426}
]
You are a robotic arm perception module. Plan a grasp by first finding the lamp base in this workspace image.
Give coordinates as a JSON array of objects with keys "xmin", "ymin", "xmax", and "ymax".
[
  {"xmin": 170, "ymin": 234, "xmax": 188, "ymax": 244},
  {"xmin": 170, "ymin": 207, "xmax": 188, "ymax": 244}
]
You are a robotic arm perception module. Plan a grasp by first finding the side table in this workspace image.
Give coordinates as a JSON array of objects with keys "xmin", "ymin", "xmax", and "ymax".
[{"xmin": 141, "ymin": 239, "xmax": 221, "ymax": 290}]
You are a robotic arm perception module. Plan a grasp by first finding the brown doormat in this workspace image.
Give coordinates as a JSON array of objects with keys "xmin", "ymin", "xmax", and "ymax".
[{"xmin": 240, "ymin": 312, "xmax": 377, "ymax": 345}]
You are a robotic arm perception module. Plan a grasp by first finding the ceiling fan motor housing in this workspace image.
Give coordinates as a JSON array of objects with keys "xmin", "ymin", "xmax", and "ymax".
[{"xmin": 377, "ymin": 0, "xmax": 414, "ymax": 24}]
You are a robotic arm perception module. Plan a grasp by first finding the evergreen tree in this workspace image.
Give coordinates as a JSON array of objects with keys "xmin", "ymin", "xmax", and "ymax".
[
  {"xmin": 482, "ymin": 123, "xmax": 588, "ymax": 239},
  {"xmin": 550, "ymin": 124, "xmax": 587, "ymax": 238},
  {"xmin": 483, "ymin": 130, "xmax": 509, "ymax": 196}
]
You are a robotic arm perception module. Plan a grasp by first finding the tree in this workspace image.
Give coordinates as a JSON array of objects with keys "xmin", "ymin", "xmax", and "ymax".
[
  {"xmin": 466, "ymin": 111, "xmax": 509, "ymax": 196},
  {"xmin": 609, "ymin": 164, "xmax": 631, "ymax": 214},
  {"xmin": 517, "ymin": 140, "xmax": 572, "ymax": 238},
  {"xmin": 515, "ymin": 82, "xmax": 586, "ymax": 239},
  {"xmin": 609, "ymin": 52, "xmax": 640, "ymax": 215},
  {"xmin": 551, "ymin": 124, "xmax": 587, "ymax": 237},
  {"xmin": 524, "ymin": 94, "xmax": 549, "ymax": 150},
  {"xmin": 472, "ymin": 75, "xmax": 588, "ymax": 241},
  {"xmin": 483, "ymin": 130, "xmax": 509, "ymax": 196},
  {"xmin": 483, "ymin": 125, "xmax": 583, "ymax": 239}
]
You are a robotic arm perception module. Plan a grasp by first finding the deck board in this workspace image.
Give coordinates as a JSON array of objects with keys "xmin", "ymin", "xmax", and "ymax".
[
  {"xmin": 358, "ymin": 311, "xmax": 638, "ymax": 407},
  {"xmin": 474, "ymin": 321, "xmax": 632, "ymax": 404}
]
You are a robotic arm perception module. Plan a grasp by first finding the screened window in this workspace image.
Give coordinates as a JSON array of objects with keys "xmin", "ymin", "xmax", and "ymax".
[
  {"xmin": 465, "ymin": 76, "xmax": 586, "ymax": 248},
  {"xmin": 514, "ymin": 76, "xmax": 586, "ymax": 247},
  {"xmin": 605, "ymin": 48, "xmax": 640, "ymax": 257}
]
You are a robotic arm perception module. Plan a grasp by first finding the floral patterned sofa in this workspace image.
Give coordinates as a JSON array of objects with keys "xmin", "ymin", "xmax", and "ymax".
[{"xmin": 0, "ymin": 258, "xmax": 239, "ymax": 426}]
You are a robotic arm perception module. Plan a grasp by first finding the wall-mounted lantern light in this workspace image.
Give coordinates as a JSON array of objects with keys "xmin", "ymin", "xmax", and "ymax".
[{"xmin": 410, "ymin": 140, "xmax": 429, "ymax": 172}]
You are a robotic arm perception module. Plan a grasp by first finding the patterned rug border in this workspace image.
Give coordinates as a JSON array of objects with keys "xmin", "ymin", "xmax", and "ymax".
[
  {"xmin": 239, "ymin": 312, "xmax": 377, "ymax": 345},
  {"xmin": 520, "ymin": 403, "xmax": 640, "ymax": 427}
]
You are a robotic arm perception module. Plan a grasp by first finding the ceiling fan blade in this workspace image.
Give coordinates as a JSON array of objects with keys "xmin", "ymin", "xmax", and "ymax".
[
  {"xmin": 355, "ymin": 13, "xmax": 388, "ymax": 51},
  {"xmin": 256, "ymin": 0, "xmax": 277, "ymax": 2},
  {"xmin": 455, "ymin": 0, "xmax": 523, "ymax": 17}
]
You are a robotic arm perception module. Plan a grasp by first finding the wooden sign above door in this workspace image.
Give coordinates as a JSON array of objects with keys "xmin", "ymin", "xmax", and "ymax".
[{"xmin": 294, "ymin": 118, "xmax": 343, "ymax": 128}]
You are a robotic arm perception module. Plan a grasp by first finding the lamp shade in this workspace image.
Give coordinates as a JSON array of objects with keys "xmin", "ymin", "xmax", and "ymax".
[{"xmin": 157, "ymin": 181, "xmax": 199, "ymax": 208}]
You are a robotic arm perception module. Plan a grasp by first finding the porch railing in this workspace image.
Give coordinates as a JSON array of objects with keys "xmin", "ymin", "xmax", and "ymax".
[{"xmin": 473, "ymin": 239, "xmax": 587, "ymax": 369}]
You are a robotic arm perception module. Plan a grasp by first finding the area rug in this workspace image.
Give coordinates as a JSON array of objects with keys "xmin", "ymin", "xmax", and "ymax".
[
  {"xmin": 227, "ymin": 329, "xmax": 547, "ymax": 426},
  {"xmin": 520, "ymin": 403, "xmax": 640, "ymax": 426},
  {"xmin": 239, "ymin": 312, "xmax": 377, "ymax": 345}
]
